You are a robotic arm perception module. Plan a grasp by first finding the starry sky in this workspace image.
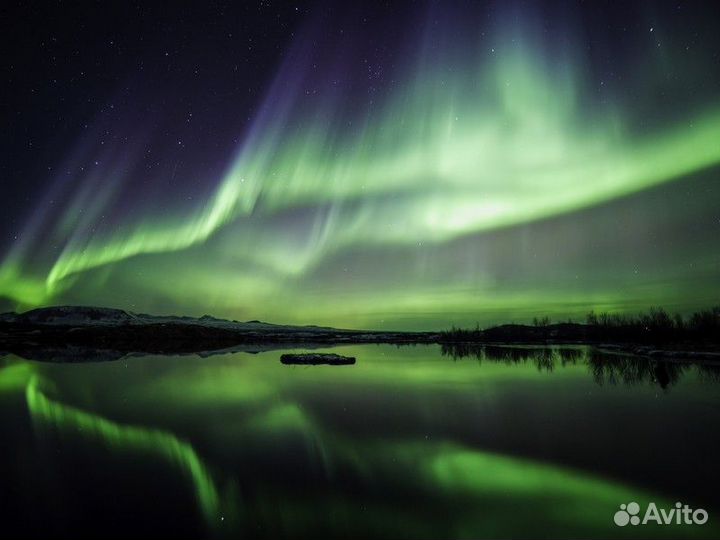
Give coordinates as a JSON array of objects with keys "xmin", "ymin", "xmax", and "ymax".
[{"xmin": 1, "ymin": 1, "xmax": 719, "ymax": 330}]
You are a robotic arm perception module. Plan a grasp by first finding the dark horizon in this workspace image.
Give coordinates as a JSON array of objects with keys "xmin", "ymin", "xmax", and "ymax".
[{"xmin": 3, "ymin": 302, "xmax": 718, "ymax": 340}]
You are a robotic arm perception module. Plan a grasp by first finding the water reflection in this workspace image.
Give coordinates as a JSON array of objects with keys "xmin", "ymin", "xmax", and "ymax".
[
  {"xmin": 440, "ymin": 343, "xmax": 720, "ymax": 389},
  {"xmin": 25, "ymin": 376, "xmax": 227, "ymax": 528},
  {"xmin": 441, "ymin": 343, "xmax": 583, "ymax": 371},
  {"xmin": 1, "ymin": 345, "xmax": 719, "ymax": 539}
]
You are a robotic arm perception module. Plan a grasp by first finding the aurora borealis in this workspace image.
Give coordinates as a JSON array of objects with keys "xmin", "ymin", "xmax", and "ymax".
[{"xmin": 2, "ymin": 1, "xmax": 719, "ymax": 329}]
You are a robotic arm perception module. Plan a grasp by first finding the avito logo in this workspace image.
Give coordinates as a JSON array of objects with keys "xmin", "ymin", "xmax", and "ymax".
[{"xmin": 614, "ymin": 502, "xmax": 708, "ymax": 527}]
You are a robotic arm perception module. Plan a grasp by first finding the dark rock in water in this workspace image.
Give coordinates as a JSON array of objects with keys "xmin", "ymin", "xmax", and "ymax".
[{"xmin": 280, "ymin": 353, "xmax": 355, "ymax": 365}]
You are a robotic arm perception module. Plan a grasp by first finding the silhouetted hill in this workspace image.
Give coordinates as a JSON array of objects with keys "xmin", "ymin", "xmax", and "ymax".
[{"xmin": 0, "ymin": 305, "xmax": 437, "ymax": 361}]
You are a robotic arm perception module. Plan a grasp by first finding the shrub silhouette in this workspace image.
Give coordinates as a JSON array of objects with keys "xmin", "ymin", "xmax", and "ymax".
[{"xmin": 442, "ymin": 306, "xmax": 720, "ymax": 345}]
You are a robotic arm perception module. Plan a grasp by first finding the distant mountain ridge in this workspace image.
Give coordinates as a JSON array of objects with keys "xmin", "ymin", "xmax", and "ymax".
[
  {"xmin": 0, "ymin": 305, "xmax": 437, "ymax": 362},
  {"xmin": 0, "ymin": 305, "xmax": 343, "ymax": 332}
]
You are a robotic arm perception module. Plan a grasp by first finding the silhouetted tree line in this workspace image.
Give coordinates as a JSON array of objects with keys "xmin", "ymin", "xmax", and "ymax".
[
  {"xmin": 442, "ymin": 324, "xmax": 483, "ymax": 342},
  {"xmin": 584, "ymin": 306, "xmax": 720, "ymax": 344},
  {"xmin": 440, "ymin": 306, "xmax": 720, "ymax": 345},
  {"xmin": 532, "ymin": 316, "xmax": 551, "ymax": 327}
]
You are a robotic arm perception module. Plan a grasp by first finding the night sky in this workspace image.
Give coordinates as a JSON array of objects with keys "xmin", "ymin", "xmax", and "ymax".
[{"xmin": 1, "ymin": 1, "xmax": 719, "ymax": 329}]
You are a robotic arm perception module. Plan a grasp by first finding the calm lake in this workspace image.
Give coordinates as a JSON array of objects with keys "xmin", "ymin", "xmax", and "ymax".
[{"xmin": 1, "ymin": 344, "xmax": 719, "ymax": 539}]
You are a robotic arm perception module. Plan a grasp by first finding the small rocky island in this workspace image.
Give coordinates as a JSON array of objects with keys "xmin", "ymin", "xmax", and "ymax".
[{"xmin": 280, "ymin": 353, "xmax": 356, "ymax": 365}]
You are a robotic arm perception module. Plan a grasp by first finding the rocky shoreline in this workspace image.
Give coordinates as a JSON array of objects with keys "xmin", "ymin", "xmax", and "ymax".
[{"xmin": 1, "ymin": 306, "xmax": 718, "ymax": 363}]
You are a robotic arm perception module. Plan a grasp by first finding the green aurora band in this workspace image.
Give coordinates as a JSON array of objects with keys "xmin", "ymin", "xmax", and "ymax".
[
  {"xmin": 1, "ymin": 18, "xmax": 719, "ymax": 328},
  {"xmin": 25, "ymin": 376, "xmax": 224, "ymax": 527}
]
